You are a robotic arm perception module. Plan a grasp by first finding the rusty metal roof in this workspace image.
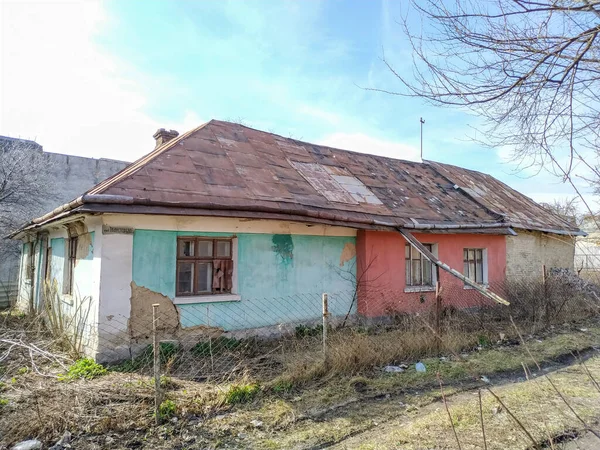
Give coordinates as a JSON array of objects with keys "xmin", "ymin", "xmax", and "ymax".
[{"xmin": 16, "ymin": 120, "xmax": 583, "ymax": 235}]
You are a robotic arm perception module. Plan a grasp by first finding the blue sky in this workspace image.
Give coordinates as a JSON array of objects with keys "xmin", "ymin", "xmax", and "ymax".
[{"xmin": 0, "ymin": 0, "xmax": 585, "ymax": 206}]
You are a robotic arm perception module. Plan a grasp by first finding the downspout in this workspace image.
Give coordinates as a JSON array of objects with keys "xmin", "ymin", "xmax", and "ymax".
[{"xmin": 27, "ymin": 236, "xmax": 37, "ymax": 314}]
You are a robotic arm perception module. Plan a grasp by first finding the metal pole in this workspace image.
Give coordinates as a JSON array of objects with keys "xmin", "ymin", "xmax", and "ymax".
[
  {"xmin": 152, "ymin": 303, "xmax": 161, "ymax": 424},
  {"xmin": 322, "ymin": 293, "xmax": 329, "ymax": 356},
  {"xmin": 420, "ymin": 117, "xmax": 425, "ymax": 160}
]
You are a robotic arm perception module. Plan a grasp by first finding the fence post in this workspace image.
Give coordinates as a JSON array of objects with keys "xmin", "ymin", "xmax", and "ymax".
[
  {"xmin": 152, "ymin": 303, "xmax": 162, "ymax": 424},
  {"xmin": 542, "ymin": 264, "xmax": 549, "ymax": 325},
  {"xmin": 322, "ymin": 293, "xmax": 329, "ymax": 360},
  {"xmin": 435, "ymin": 280, "xmax": 442, "ymax": 353}
]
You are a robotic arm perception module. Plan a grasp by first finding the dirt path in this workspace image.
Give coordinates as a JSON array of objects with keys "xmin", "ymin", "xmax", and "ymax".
[{"xmin": 327, "ymin": 358, "xmax": 600, "ymax": 450}]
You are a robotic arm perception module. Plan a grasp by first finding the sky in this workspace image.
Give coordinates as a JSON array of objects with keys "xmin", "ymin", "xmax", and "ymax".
[{"xmin": 0, "ymin": 0, "xmax": 589, "ymax": 207}]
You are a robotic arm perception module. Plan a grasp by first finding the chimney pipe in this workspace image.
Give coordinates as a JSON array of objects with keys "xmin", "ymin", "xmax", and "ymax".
[{"xmin": 153, "ymin": 128, "xmax": 179, "ymax": 148}]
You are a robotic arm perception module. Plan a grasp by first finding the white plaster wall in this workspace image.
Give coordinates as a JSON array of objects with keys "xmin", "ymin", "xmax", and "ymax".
[
  {"xmin": 97, "ymin": 231, "xmax": 133, "ymax": 362},
  {"xmin": 506, "ymin": 229, "xmax": 575, "ymax": 281}
]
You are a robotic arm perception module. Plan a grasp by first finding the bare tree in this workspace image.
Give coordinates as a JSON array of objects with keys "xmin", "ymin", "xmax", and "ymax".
[
  {"xmin": 375, "ymin": 0, "xmax": 600, "ymax": 218},
  {"xmin": 540, "ymin": 197, "xmax": 582, "ymax": 226},
  {"xmin": 0, "ymin": 137, "xmax": 55, "ymax": 280}
]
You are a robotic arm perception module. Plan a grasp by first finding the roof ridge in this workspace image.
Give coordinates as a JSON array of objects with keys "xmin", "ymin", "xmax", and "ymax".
[{"xmin": 87, "ymin": 120, "xmax": 213, "ymax": 195}]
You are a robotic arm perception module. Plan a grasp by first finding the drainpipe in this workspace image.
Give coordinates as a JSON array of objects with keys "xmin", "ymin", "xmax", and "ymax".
[{"xmin": 27, "ymin": 236, "xmax": 36, "ymax": 314}]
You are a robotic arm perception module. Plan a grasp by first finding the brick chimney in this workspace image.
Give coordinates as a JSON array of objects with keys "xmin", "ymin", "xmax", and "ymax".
[{"xmin": 153, "ymin": 128, "xmax": 179, "ymax": 148}]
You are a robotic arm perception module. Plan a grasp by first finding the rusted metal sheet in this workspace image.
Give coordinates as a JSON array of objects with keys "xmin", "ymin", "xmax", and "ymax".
[{"xmin": 20, "ymin": 120, "xmax": 582, "ymax": 236}]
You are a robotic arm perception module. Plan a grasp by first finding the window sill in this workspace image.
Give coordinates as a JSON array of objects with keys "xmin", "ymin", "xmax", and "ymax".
[
  {"xmin": 464, "ymin": 284, "xmax": 488, "ymax": 290},
  {"xmin": 404, "ymin": 286, "xmax": 436, "ymax": 293},
  {"xmin": 173, "ymin": 294, "xmax": 241, "ymax": 305}
]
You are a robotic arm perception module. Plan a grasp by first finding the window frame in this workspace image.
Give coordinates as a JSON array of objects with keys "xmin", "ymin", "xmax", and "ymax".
[
  {"xmin": 463, "ymin": 248, "xmax": 487, "ymax": 285},
  {"xmin": 405, "ymin": 243, "xmax": 436, "ymax": 289},
  {"xmin": 175, "ymin": 236, "xmax": 234, "ymax": 297},
  {"xmin": 63, "ymin": 236, "xmax": 77, "ymax": 295}
]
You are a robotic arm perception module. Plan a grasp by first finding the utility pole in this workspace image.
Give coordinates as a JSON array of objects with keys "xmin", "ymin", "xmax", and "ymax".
[{"xmin": 420, "ymin": 117, "xmax": 425, "ymax": 161}]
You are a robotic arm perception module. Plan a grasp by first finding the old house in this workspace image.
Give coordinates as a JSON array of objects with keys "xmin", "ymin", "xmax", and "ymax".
[{"xmin": 10, "ymin": 120, "xmax": 582, "ymax": 360}]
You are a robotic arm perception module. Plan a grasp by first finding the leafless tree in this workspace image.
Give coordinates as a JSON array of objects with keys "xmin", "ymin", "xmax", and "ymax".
[
  {"xmin": 375, "ymin": 0, "xmax": 600, "ymax": 220},
  {"xmin": 0, "ymin": 138, "xmax": 55, "ymax": 271},
  {"xmin": 540, "ymin": 197, "xmax": 582, "ymax": 226}
]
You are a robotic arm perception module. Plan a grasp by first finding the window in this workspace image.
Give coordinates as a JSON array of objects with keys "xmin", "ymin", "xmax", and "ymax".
[
  {"xmin": 405, "ymin": 243, "xmax": 434, "ymax": 287},
  {"xmin": 63, "ymin": 236, "xmax": 77, "ymax": 295},
  {"xmin": 463, "ymin": 248, "xmax": 485, "ymax": 284},
  {"xmin": 176, "ymin": 237, "xmax": 234, "ymax": 296}
]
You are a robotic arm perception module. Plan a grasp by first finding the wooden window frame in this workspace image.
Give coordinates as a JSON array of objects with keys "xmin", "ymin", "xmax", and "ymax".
[
  {"xmin": 63, "ymin": 236, "xmax": 77, "ymax": 295},
  {"xmin": 176, "ymin": 237, "xmax": 233, "ymax": 297},
  {"xmin": 463, "ymin": 248, "xmax": 485, "ymax": 284},
  {"xmin": 405, "ymin": 243, "xmax": 434, "ymax": 287}
]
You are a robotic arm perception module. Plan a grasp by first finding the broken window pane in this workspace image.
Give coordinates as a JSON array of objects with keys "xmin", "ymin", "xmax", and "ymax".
[
  {"xmin": 178, "ymin": 240, "xmax": 195, "ymax": 257},
  {"xmin": 197, "ymin": 262, "xmax": 212, "ymax": 293},
  {"xmin": 216, "ymin": 240, "xmax": 231, "ymax": 258},
  {"xmin": 197, "ymin": 240, "xmax": 213, "ymax": 258},
  {"xmin": 177, "ymin": 262, "xmax": 194, "ymax": 294}
]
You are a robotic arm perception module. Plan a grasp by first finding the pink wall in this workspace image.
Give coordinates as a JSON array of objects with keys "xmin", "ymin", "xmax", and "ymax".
[{"xmin": 356, "ymin": 230, "xmax": 507, "ymax": 317}]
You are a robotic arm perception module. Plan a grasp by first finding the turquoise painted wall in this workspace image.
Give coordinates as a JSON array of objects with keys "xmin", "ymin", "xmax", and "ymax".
[{"xmin": 132, "ymin": 230, "xmax": 357, "ymax": 330}]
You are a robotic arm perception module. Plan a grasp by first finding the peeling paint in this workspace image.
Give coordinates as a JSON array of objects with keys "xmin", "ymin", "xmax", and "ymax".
[
  {"xmin": 129, "ymin": 281, "xmax": 179, "ymax": 339},
  {"xmin": 339, "ymin": 242, "xmax": 356, "ymax": 267}
]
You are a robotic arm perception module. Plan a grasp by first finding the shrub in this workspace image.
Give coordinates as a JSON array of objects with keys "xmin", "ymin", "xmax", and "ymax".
[
  {"xmin": 156, "ymin": 399, "xmax": 176, "ymax": 420},
  {"xmin": 59, "ymin": 358, "xmax": 107, "ymax": 381},
  {"xmin": 224, "ymin": 382, "xmax": 260, "ymax": 404}
]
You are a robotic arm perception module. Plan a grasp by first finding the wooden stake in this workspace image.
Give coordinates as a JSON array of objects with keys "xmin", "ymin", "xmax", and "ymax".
[
  {"xmin": 152, "ymin": 303, "xmax": 162, "ymax": 424},
  {"xmin": 322, "ymin": 293, "xmax": 329, "ymax": 357}
]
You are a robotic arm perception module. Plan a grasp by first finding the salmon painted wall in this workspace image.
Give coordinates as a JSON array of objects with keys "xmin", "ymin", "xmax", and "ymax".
[{"xmin": 356, "ymin": 230, "xmax": 507, "ymax": 317}]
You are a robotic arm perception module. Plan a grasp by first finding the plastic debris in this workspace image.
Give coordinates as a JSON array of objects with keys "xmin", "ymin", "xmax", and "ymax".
[
  {"xmin": 480, "ymin": 375, "xmax": 490, "ymax": 384},
  {"xmin": 415, "ymin": 362, "xmax": 426, "ymax": 372},
  {"xmin": 384, "ymin": 365, "xmax": 405, "ymax": 373}
]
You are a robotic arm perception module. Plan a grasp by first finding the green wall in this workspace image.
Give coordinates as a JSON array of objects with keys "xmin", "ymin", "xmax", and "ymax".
[{"xmin": 132, "ymin": 230, "xmax": 356, "ymax": 330}]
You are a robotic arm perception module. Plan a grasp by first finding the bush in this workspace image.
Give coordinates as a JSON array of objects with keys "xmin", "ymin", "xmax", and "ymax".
[
  {"xmin": 156, "ymin": 399, "xmax": 176, "ymax": 420},
  {"xmin": 59, "ymin": 358, "xmax": 107, "ymax": 381},
  {"xmin": 224, "ymin": 382, "xmax": 260, "ymax": 404}
]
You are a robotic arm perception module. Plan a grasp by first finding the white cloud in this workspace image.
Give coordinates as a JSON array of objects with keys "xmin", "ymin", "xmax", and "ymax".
[
  {"xmin": 0, "ymin": 0, "xmax": 199, "ymax": 161},
  {"xmin": 319, "ymin": 132, "xmax": 421, "ymax": 162}
]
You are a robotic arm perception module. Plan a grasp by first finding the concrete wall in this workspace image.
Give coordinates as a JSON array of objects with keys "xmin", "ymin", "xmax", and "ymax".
[
  {"xmin": 356, "ymin": 230, "xmax": 507, "ymax": 317},
  {"xmin": 0, "ymin": 137, "xmax": 127, "ymax": 305},
  {"xmin": 506, "ymin": 229, "xmax": 575, "ymax": 281}
]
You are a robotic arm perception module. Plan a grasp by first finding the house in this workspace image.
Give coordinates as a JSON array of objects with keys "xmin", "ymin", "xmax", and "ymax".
[
  {"xmin": 0, "ymin": 136, "xmax": 127, "ymax": 308},
  {"xmin": 10, "ymin": 120, "xmax": 582, "ymax": 360}
]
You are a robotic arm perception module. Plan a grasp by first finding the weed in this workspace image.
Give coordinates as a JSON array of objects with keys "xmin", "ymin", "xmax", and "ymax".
[
  {"xmin": 224, "ymin": 382, "xmax": 260, "ymax": 404},
  {"xmin": 0, "ymin": 398, "xmax": 8, "ymax": 407},
  {"xmin": 477, "ymin": 335, "xmax": 493, "ymax": 348},
  {"xmin": 191, "ymin": 336, "xmax": 244, "ymax": 357},
  {"xmin": 0, "ymin": 382, "xmax": 6, "ymax": 392},
  {"xmin": 272, "ymin": 379, "xmax": 294, "ymax": 394},
  {"xmin": 59, "ymin": 358, "xmax": 107, "ymax": 381},
  {"xmin": 17, "ymin": 367, "xmax": 28, "ymax": 375},
  {"xmin": 295, "ymin": 324, "xmax": 322, "ymax": 339},
  {"xmin": 112, "ymin": 342, "xmax": 181, "ymax": 372},
  {"xmin": 156, "ymin": 399, "xmax": 177, "ymax": 420}
]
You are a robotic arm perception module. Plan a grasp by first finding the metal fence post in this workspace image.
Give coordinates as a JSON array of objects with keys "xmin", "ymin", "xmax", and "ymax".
[
  {"xmin": 152, "ymin": 303, "xmax": 162, "ymax": 424},
  {"xmin": 322, "ymin": 293, "xmax": 329, "ymax": 358}
]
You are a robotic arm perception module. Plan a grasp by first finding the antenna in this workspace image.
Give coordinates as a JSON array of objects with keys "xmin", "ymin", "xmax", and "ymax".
[{"xmin": 420, "ymin": 117, "xmax": 425, "ymax": 161}]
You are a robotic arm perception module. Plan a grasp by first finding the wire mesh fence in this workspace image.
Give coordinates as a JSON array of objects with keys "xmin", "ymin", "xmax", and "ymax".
[{"xmin": 85, "ymin": 267, "xmax": 600, "ymax": 388}]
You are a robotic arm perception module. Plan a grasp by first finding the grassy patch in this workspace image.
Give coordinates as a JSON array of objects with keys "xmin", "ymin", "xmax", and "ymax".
[
  {"xmin": 59, "ymin": 358, "xmax": 107, "ymax": 381},
  {"xmin": 223, "ymin": 382, "xmax": 260, "ymax": 405}
]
